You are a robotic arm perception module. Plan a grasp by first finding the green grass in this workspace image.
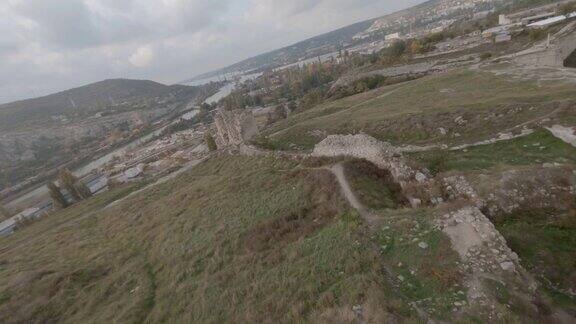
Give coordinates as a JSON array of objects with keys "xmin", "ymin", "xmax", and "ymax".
[
  {"xmin": 344, "ymin": 160, "xmax": 406, "ymax": 210},
  {"xmin": 375, "ymin": 208, "xmax": 466, "ymax": 319},
  {"xmin": 263, "ymin": 70, "xmax": 576, "ymax": 150},
  {"xmin": 0, "ymin": 155, "xmax": 411, "ymax": 323},
  {"xmin": 411, "ymin": 129, "xmax": 576, "ymax": 172},
  {"xmin": 495, "ymin": 209, "xmax": 576, "ymax": 311}
]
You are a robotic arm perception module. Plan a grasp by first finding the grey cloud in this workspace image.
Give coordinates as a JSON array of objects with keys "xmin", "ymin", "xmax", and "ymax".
[
  {"xmin": 10, "ymin": 0, "xmax": 230, "ymax": 50},
  {"xmin": 13, "ymin": 0, "xmax": 102, "ymax": 48}
]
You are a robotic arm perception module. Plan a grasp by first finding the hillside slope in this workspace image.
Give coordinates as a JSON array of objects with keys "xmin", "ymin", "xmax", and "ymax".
[
  {"xmin": 0, "ymin": 79, "xmax": 199, "ymax": 131},
  {"xmin": 1, "ymin": 63, "xmax": 576, "ymax": 321},
  {"xmin": 0, "ymin": 155, "xmax": 416, "ymax": 323},
  {"xmin": 263, "ymin": 69, "xmax": 576, "ymax": 150}
]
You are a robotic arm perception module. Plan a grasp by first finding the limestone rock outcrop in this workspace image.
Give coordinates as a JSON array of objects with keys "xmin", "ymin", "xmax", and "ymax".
[{"xmin": 436, "ymin": 207, "xmax": 537, "ymax": 311}]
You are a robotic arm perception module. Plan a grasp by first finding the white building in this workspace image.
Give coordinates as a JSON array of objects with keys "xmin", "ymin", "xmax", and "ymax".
[
  {"xmin": 0, "ymin": 208, "xmax": 41, "ymax": 236},
  {"xmin": 385, "ymin": 32, "xmax": 402, "ymax": 41}
]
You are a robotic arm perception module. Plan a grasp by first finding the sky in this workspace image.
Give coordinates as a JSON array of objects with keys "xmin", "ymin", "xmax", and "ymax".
[{"xmin": 0, "ymin": 0, "xmax": 424, "ymax": 104}]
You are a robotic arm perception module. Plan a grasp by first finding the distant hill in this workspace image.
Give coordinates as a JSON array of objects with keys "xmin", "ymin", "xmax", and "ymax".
[
  {"xmin": 183, "ymin": 19, "xmax": 376, "ymax": 83},
  {"xmin": 0, "ymin": 79, "xmax": 199, "ymax": 131},
  {"xmin": 184, "ymin": 0, "xmax": 440, "ymax": 83}
]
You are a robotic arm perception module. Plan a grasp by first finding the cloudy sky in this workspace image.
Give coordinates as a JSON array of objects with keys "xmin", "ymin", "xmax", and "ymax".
[{"xmin": 0, "ymin": 0, "xmax": 424, "ymax": 104}]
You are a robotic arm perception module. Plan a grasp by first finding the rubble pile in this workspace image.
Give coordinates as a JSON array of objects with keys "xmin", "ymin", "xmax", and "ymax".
[
  {"xmin": 436, "ymin": 207, "xmax": 538, "ymax": 313},
  {"xmin": 478, "ymin": 167, "xmax": 576, "ymax": 216}
]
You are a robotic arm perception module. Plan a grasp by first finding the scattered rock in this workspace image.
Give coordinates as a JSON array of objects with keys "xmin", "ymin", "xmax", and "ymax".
[
  {"xmin": 500, "ymin": 261, "xmax": 515, "ymax": 272},
  {"xmin": 415, "ymin": 172, "xmax": 427, "ymax": 183}
]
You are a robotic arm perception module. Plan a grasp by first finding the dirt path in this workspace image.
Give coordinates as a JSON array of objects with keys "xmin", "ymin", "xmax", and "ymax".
[
  {"xmin": 329, "ymin": 163, "xmax": 381, "ymax": 227},
  {"xmin": 328, "ymin": 162, "xmax": 433, "ymax": 321}
]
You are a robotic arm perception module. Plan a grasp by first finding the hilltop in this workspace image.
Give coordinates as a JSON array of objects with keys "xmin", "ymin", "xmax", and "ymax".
[
  {"xmin": 2, "ymin": 67, "xmax": 575, "ymax": 322},
  {"xmin": 0, "ymin": 79, "xmax": 200, "ymax": 132}
]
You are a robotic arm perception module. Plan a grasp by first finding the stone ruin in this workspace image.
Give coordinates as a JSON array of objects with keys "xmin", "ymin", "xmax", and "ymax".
[
  {"xmin": 312, "ymin": 134, "xmax": 576, "ymax": 213},
  {"xmin": 312, "ymin": 134, "xmax": 567, "ymax": 313},
  {"xmin": 312, "ymin": 134, "xmax": 432, "ymax": 207},
  {"xmin": 213, "ymin": 109, "xmax": 259, "ymax": 148}
]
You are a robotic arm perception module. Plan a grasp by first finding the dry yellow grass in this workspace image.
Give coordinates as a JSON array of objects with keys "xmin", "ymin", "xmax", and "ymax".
[{"xmin": 0, "ymin": 155, "xmax": 411, "ymax": 323}]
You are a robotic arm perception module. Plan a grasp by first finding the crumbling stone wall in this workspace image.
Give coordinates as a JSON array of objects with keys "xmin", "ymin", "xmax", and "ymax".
[
  {"xmin": 515, "ymin": 22, "xmax": 576, "ymax": 67},
  {"xmin": 312, "ymin": 134, "xmax": 432, "ymax": 206},
  {"xmin": 214, "ymin": 109, "xmax": 259, "ymax": 147},
  {"xmin": 436, "ymin": 206, "xmax": 538, "ymax": 311},
  {"xmin": 312, "ymin": 134, "xmax": 576, "ymax": 214}
]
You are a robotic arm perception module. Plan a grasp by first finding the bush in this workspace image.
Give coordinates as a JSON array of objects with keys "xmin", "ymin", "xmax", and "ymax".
[
  {"xmin": 529, "ymin": 29, "xmax": 546, "ymax": 41},
  {"xmin": 387, "ymin": 40, "xmax": 407, "ymax": 58},
  {"xmin": 205, "ymin": 133, "xmax": 218, "ymax": 151},
  {"xmin": 480, "ymin": 52, "xmax": 493, "ymax": 60},
  {"xmin": 427, "ymin": 152, "xmax": 448, "ymax": 176}
]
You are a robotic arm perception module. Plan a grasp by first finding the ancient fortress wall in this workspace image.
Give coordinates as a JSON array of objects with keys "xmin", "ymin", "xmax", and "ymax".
[
  {"xmin": 312, "ymin": 134, "xmax": 576, "ymax": 213},
  {"xmin": 516, "ymin": 22, "xmax": 576, "ymax": 67},
  {"xmin": 312, "ymin": 134, "xmax": 432, "ymax": 207}
]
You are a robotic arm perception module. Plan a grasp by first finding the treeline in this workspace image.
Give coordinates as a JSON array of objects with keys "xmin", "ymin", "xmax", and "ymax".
[
  {"xmin": 213, "ymin": 10, "xmax": 504, "ymax": 117},
  {"xmin": 220, "ymin": 61, "xmax": 346, "ymax": 113}
]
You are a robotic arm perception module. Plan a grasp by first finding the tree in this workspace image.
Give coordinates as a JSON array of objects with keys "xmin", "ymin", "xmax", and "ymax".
[
  {"xmin": 76, "ymin": 181, "xmax": 93, "ymax": 200},
  {"xmin": 205, "ymin": 132, "xmax": 218, "ymax": 152},
  {"xmin": 59, "ymin": 169, "xmax": 81, "ymax": 202},
  {"xmin": 409, "ymin": 40, "xmax": 424, "ymax": 54},
  {"xmin": 58, "ymin": 169, "xmax": 92, "ymax": 202},
  {"xmin": 48, "ymin": 182, "xmax": 69, "ymax": 210},
  {"xmin": 388, "ymin": 40, "xmax": 407, "ymax": 58}
]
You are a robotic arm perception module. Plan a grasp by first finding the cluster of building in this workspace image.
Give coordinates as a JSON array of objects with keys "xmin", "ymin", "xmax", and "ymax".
[
  {"xmin": 99, "ymin": 127, "xmax": 209, "ymax": 184},
  {"xmin": 484, "ymin": 0, "xmax": 576, "ymax": 42},
  {"xmin": 355, "ymin": 0, "xmax": 503, "ymax": 41},
  {"xmin": 0, "ymin": 115, "xmax": 211, "ymax": 236}
]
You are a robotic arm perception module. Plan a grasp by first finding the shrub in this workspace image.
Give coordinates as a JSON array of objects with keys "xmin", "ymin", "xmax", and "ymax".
[
  {"xmin": 480, "ymin": 52, "xmax": 493, "ymax": 60},
  {"xmin": 529, "ymin": 29, "xmax": 546, "ymax": 41},
  {"xmin": 427, "ymin": 152, "xmax": 448, "ymax": 176},
  {"xmin": 204, "ymin": 132, "xmax": 218, "ymax": 151}
]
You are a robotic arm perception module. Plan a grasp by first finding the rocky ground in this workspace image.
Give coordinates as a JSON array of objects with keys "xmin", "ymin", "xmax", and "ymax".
[{"xmin": 307, "ymin": 133, "xmax": 576, "ymax": 322}]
